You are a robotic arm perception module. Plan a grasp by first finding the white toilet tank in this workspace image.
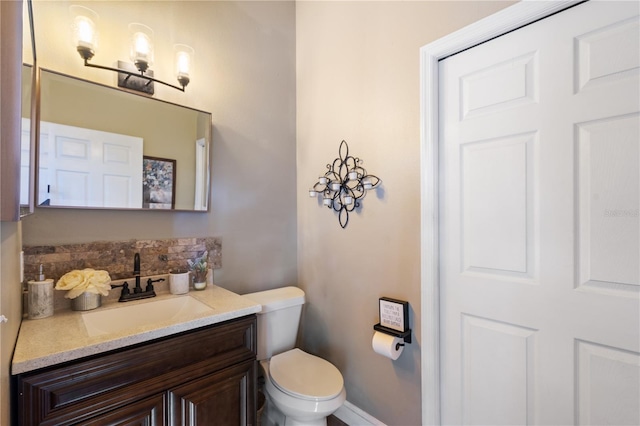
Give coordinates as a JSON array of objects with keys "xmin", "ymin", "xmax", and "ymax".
[{"xmin": 243, "ymin": 286, "xmax": 305, "ymax": 361}]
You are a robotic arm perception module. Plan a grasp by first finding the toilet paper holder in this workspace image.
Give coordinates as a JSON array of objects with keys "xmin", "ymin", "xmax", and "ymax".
[
  {"xmin": 373, "ymin": 324, "xmax": 412, "ymax": 346},
  {"xmin": 374, "ymin": 297, "xmax": 412, "ymax": 345}
]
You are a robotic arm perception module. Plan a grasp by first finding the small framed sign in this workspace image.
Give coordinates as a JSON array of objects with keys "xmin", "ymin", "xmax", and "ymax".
[{"xmin": 378, "ymin": 297, "xmax": 409, "ymax": 333}]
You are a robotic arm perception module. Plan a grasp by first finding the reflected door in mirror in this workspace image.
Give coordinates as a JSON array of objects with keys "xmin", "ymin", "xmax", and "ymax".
[{"xmin": 38, "ymin": 122, "xmax": 143, "ymax": 208}]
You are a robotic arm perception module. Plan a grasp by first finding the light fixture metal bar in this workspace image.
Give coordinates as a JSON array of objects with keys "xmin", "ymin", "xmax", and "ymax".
[{"xmin": 83, "ymin": 59, "xmax": 186, "ymax": 92}]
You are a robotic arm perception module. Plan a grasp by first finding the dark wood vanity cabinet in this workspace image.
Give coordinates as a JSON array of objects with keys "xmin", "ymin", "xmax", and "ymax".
[{"xmin": 14, "ymin": 315, "xmax": 257, "ymax": 426}]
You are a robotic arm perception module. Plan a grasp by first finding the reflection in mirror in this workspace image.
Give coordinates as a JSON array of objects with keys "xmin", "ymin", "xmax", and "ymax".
[
  {"xmin": 20, "ymin": 65, "xmax": 33, "ymax": 211},
  {"xmin": 36, "ymin": 69, "xmax": 211, "ymax": 211}
]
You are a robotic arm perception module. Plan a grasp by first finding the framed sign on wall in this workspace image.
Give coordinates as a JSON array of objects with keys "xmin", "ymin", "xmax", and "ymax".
[{"xmin": 374, "ymin": 297, "xmax": 411, "ymax": 343}]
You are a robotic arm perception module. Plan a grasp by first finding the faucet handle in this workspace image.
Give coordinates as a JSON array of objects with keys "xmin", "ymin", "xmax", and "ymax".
[
  {"xmin": 112, "ymin": 282, "xmax": 130, "ymax": 296},
  {"xmin": 146, "ymin": 278, "xmax": 164, "ymax": 292}
]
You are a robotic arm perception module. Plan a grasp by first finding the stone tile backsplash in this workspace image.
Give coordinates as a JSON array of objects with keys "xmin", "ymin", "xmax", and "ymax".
[{"xmin": 23, "ymin": 237, "xmax": 221, "ymax": 283}]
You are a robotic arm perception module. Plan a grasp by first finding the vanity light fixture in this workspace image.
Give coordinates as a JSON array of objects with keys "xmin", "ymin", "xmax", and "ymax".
[
  {"xmin": 70, "ymin": 5, "xmax": 193, "ymax": 94},
  {"xmin": 308, "ymin": 140, "xmax": 381, "ymax": 228}
]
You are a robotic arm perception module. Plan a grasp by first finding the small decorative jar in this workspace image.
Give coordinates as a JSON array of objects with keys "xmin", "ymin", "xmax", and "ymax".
[
  {"xmin": 169, "ymin": 271, "xmax": 190, "ymax": 294},
  {"xmin": 28, "ymin": 280, "xmax": 54, "ymax": 319},
  {"xmin": 188, "ymin": 251, "xmax": 209, "ymax": 291},
  {"xmin": 192, "ymin": 270, "xmax": 207, "ymax": 291}
]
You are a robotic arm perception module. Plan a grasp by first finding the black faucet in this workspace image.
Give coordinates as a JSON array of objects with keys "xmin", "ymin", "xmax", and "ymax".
[{"xmin": 112, "ymin": 253, "xmax": 162, "ymax": 302}]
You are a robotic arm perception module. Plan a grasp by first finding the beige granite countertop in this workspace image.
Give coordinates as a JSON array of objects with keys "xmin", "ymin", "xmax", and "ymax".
[{"xmin": 12, "ymin": 285, "xmax": 261, "ymax": 375}]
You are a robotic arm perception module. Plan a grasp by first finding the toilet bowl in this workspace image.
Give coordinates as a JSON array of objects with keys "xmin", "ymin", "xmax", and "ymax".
[
  {"xmin": 243, "ymin": 287, "xmax": 346, "ymax": 426},
  {"xmin": 261, "ymin": 349, "xmax": 346, "ymax": 426}
]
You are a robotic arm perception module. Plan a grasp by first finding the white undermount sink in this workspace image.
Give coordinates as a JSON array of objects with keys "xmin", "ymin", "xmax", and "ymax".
[{"xmin": 81, "ymin": 295, "xmax": 214, "ymax": 337}]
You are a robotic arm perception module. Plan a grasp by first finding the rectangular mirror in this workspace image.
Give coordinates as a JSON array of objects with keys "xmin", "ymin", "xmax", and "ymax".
[{"xmin": 36, "ymin": 68, "xmax": 211, "ymax": 211}]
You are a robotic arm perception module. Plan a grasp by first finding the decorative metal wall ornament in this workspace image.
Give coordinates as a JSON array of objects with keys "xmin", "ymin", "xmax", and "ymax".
[{"xmin": 308, "ymin": 140, "xmax": 381, "ymax": 228}]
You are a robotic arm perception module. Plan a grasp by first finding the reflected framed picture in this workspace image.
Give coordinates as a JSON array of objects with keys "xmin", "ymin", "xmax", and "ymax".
[{"xmin": 143, "ymin": 156, "xmax": 176, "ymax": 209}]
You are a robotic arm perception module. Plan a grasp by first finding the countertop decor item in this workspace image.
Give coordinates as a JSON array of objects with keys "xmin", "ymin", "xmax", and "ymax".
[
  {"xmin": 188, "ymin": 251, "xmax": 208, "ymax": 290},
  {"xmin": 169, "ymin": 270, "xmax": 190, "ymax": 294},
  {"xmin": 27, "ymin": 265, "xmax": 54, "ymax": 319},
  {"xmin": 307, "ymin": 140, "xmax": 381, "ymax": 228},
  {"xmin": 70, "ymin": 291, "xmax": 102, "ymax": 311},
  {"xmin": 55, "ymin": 268, "xmax": 112, "ymax": 300}
]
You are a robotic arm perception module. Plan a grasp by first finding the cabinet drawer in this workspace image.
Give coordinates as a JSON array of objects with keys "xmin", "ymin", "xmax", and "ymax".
[{"xmin": 16, "ymin": 315, "xmax": 256, "ymax": 425}]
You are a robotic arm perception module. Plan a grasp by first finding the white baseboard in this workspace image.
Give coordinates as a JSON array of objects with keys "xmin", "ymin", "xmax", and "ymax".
[{"xmin": 334, "ymin": 401, "xmax": 386, "ymax": 426}]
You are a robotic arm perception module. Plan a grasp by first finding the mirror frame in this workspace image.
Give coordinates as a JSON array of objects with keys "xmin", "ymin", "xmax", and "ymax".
[
  {"xmin": 34, "ymin": 68, "xmax": 212, "ymax": 212},
  {"xmin": 20, "ymin": 0, "xmax": 37, "ymax": 218}
]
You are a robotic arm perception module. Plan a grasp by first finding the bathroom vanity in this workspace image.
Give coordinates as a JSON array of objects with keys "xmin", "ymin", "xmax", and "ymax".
[{"xmin": 12, "ymin": 286, "xmax": 261, "ymax": 425}]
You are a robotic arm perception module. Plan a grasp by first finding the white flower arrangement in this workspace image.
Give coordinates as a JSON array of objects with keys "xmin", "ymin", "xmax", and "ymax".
[{"xmin": 55, "ymin": 268, "xmax": 112, "ymax": 299}]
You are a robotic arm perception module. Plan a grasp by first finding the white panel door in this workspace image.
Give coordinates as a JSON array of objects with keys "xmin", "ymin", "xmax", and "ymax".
[
  {"xmin": 439, "ymin": 1, "xmax": 640, "ymax": 425},
  {"xmin": 38, "ymin": 122, "xmax": 143, "ymax": 208}
]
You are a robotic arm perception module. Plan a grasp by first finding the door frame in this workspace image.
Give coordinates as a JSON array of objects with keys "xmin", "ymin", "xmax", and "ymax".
[{"xmin": 419, "ymin": 1, "xmax": 582, "ymax": 424}]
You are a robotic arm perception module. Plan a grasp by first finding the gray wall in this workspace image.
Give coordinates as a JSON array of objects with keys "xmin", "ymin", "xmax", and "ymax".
[
  {"xmin": 296, "ymin": 2, "xmax": 512, "ymax": 424},
  {"xmin": 21, "ymin": 1, "xmax": 298, "ymax": 295},
  {"xmin": 0, "ymin": 222, "xmax": 21, "ymax": 425}
]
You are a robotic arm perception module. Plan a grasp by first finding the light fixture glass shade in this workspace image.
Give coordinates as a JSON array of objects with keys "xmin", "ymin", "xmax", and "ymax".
[
  {"xmin": 129, "ymin": 23, "xmax": 154, "ymax": 73},
  {"xmin": 70, "ymin": 5, "xmax": 99, "ymax": 60},
  {"xmin": 174, "ymin": 44, "xmax": 194, "ymax": 87}
]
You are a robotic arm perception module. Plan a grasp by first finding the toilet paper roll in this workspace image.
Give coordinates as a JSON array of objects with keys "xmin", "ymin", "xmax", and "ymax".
[{"xmin": 372, "ymin": 331, "xmax": 404, "ymax": 360}]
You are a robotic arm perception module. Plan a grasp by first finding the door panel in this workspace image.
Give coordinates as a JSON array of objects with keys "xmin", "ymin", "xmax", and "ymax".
[
  {"xmin": 575, "ymin": 16, "xmax": 639, "ymax": 93},
  {"xmin": 460, "ymin": 52, "xmax": 538, "ymax": 120},
  {"xmin": 576, "ymin": 340, "xmax": 640, "ymax": 425},
  {"xmin": 461, "ymin": 132, "xmax": 536, "ymax": 278},
  {"xmin": 461, "ymin": 315, "xmax": 537, "ymax": 426},
  {"xmin": 168, "ymin": 360, "xmax": 256, "ymax": 426},
  {"xmin": 439, "ymin": 2, "xmax": 640, "ymax": 425},
  {"xmin": 576, "ymin": 114, "xmax": 639, "ymax": 292}
]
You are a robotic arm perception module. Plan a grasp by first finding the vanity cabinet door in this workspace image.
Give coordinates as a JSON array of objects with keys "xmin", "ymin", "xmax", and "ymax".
[
  {"xmin": 80, "ymin": 394, "xmax": 166, "ymax": 426},
  {"xmin": 168, "ymin": 359, "xmax": 256, "ymax": 426}
]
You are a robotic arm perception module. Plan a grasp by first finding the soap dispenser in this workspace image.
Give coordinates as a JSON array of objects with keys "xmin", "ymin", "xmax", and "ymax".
[{"xmin": 27, "ymin": 265, "xmax": 54, "ymax": 319}]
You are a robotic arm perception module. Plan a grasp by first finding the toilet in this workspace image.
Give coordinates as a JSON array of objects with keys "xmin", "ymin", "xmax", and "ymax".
[{"xmin": 243, "ymin": 286, "xmax": 346, "ymax": 426}]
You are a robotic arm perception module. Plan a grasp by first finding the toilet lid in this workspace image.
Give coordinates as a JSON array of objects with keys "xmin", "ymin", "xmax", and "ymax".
[{"xmin": 269, "ymin": 348, "xmax": 344, "ymax": 401}]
